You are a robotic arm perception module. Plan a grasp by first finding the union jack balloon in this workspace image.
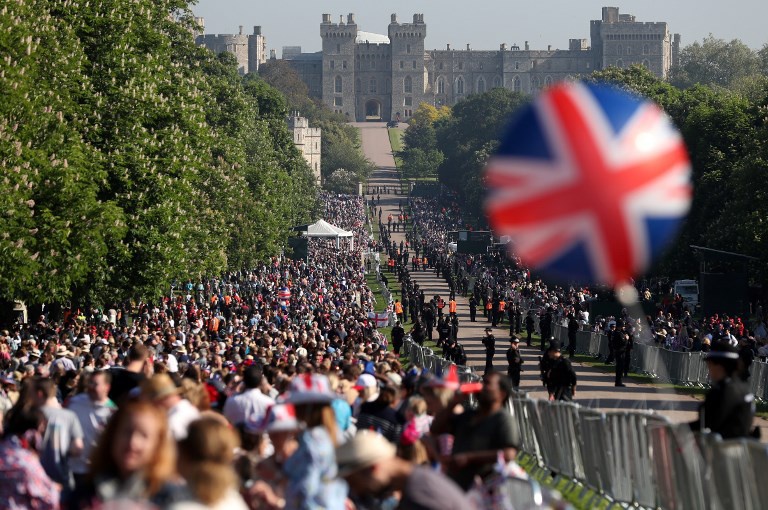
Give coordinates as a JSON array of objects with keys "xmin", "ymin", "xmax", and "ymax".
[{"xmin": 484, "ymin": 82, "xmax": 691, "ymax": 286}]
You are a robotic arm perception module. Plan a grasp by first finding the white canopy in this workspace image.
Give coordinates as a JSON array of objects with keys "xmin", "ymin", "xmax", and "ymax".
[{"xmin": 302, "ymin": 219, "xmax": 354, "ymax": 249}]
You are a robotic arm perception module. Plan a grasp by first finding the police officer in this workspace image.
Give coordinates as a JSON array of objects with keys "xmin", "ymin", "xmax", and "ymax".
[
  {"xmin": 469, "ymin": 295, "xmax": 477, "ymax": 322},
  {"xmin": 690, "ymin": 341, "xmax": 756, "ymax": 439},
  {"xmin": 545, "ymin": 342, "xmax": 578, "ymax": 401},
  {"xmin": 612, "ymin": 325, "xmax": 629, "ymax": 387},
  {"xmin": 567, "ymin": 314, "xmax": 579, "ymax": 359},
  {"xmin": 410, "ymin": 319, "xmax": 425, "ymax": 347},
  {"xmin": 506, "ymin": 336, "xmax": 523, "ymax": 390},
  {"xmin": 482, "ymin": 327, "xmax": 496, "ymax": 374},
  {"xmin": 525, "ymin": 311, "xmax": 535, "ymax": 347},
  {"xmin": 391, "ymin": 321, "xmax": 405, "ymax": 355}
]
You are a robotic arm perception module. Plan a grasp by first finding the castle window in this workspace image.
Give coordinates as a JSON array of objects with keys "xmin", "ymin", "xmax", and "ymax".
[
  {"xmin": 404, "ymin": 75, "xmax": 413, "ymax": 93},
  {"xmin": 477, "ymin": 77, "xmax": 486, "ymax": 94},
  {"xmin": 336, "ymin": 44, "xmax": 340, "ymax": 53},
  {"xmin": 616, "ymin": 59, "xmax": 624, "ymax": 68},
  {"xmin": 479, "ymin": 62, "xmax": 484, "ymax": 70},
  {"xmin": 642, "ymin": 59, "xmax": 650, "ymax": 68},
  {"xmin": 456, "ymin": 76, "xmax": 464, "ymax": 95},
  {"xmin": 369, "ymin": 78, "xmax": 377, "ymax": 93},
  {"xmin": 335, "ymin": 75, "xmax": 343, "ymax": 93},
  {"xmin": 458, "ymin": 62, "xmax": 463, "ymax": 70},
  {"xmin": 515, "ymin": 61, "xmax": 519, "ymax": 70},
  {"xmin": 439, "ymin": 62, "xmax": 443, "ymax": 70},
  {"xmin": 626, "ymin": 46, "xmax": 631, "ymax": 55},
  {"xmin": 343, "ymin": 60, "xmax": 347, "ymax": 69},
  {"xmin": 643, "ymin": 44, "xmax": 649, "ymax": 55},
  {"xmin": 334, "ymin": 96, "xmax": 343, "ymax": 106},
  {"xmin": 437, "ymin": 77, "xmax": 445, "ymax": 94},
  {"xmin": 330, "ymin": 60, "xmax": 335, "ymax": 69},
  {"xmin": 412, "ymin": 60, "xmax": 417, "ymax": 69},
  {"xmin": 513, "ymin": 76, "xmax": 521, "ymax": 92},
  {"xmin": 400, "ymin": 60, "xmax": 404, "ymax": 69},
  {"xmin": 617, "ymin": 44, "xmax": 622, "ymax": 55},
  {"xmin": 544, "ymin": 76, "xmax": 552, "ymax": 87},
  {"xmin": 493, "ymin": 76, "xmax": 502, "ymax": 88},
  {"xmin": 407, "ymin": 44, "xmax": 411, "ymax": 54},
  {"xmin": 531, "ymin": 76, "xmax": 540, "ymax": 91},
  {"xmin": 404, "ymin": 97, "xmax": 412, "ymax": 106}
]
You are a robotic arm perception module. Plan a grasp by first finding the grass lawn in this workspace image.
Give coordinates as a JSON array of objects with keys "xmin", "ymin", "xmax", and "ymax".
[
  {"xmin": 517, "ymin": 453, "xmax": 613, "ymax": 510},
  {"xmin": 387, "ymin": 127, "xmax": 403, "ymax": 169}
]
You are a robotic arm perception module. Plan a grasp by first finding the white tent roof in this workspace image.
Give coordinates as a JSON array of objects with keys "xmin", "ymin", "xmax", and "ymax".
[
  {"xmin": 356, "ymin": 31, "xmax": 389, "ymax": 44},
  {"xmin": 303, "ymin": 219, "xmax": 353, "ymax": 238}
]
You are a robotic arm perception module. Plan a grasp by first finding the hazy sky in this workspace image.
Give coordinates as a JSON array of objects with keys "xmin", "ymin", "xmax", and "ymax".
[{"xmin": 191, "ymin": 1, "xmax": 767, "ymax": 57}]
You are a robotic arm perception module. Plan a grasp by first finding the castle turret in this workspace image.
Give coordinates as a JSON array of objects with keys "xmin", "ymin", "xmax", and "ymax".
[
  {"xmin": 389, "ymin": 13, "xmax": 427, "ymax": 121},
  {"xmin": 321, "ymin": 13, "xmax": 357, "ymax": 118}
]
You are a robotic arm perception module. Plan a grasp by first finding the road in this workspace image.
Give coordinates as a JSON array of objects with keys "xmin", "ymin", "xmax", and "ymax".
[{"xmin": 355, "ymin": 121, "xmax": 768, "ymax": 437}]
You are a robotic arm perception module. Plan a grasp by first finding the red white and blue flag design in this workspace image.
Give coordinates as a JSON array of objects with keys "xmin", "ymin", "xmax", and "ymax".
[{"xmin": 485, "ymin": 82, "xmax": 691, "ymax": 286}]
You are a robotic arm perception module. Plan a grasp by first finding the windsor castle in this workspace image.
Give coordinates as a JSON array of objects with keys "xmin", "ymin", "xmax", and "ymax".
[{"xmin": 197, "ymin": 7, "xmax": 680, "ymax": 123}]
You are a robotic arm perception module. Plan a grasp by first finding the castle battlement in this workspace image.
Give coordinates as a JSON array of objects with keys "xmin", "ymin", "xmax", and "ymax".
[{"xmin": 282, "ymin": 7, "xmax": 679, "ymax": 122}]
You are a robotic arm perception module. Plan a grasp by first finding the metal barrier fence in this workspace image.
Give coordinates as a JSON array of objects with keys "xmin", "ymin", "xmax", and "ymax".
[
  {"xmin": 507, "ymin": 393, "xmax": 768, "ymax": 509},
  {"xmin": 551, "ymin": 324, "xmax": 768, "ymax": 402},
  {"xmin": 398, "ymin": 321, "xmax": 768, "ymax": 509}
]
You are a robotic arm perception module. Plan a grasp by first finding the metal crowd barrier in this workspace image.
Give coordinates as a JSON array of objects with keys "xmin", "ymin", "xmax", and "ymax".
[
  {"xmin": 507, "ymin": 392, "xmax": 768, "ymax": 509},
  {"xmin": 552, "ymin": 324, "xmax": 768, "ymax": 402}
]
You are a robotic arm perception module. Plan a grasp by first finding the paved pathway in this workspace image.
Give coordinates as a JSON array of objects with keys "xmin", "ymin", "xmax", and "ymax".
[{"xmin": 355, "ymin": 121, "xmax": 768, "ymax": 437}]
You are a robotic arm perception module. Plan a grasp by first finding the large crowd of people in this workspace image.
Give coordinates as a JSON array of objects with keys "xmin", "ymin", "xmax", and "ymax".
[
  {"xmin": 0, "ymin": 191, "xmax": 529, "ymax": 510},
  {"xmin": 2, "ymin": 183, "xmax": 766, "ymax": 509}
]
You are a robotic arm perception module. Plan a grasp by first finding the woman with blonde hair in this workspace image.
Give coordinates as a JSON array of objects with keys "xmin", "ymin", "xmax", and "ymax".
[
  {"xmin": 81, "ymin": 399, "xmax": 191, "ymax": 508},
  {"xmin": 178, "ymin": 417, "xmax": 248, "ymax": 509}
]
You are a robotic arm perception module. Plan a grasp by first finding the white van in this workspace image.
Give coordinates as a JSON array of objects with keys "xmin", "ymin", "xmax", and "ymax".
[{"xmin": 673, "ymin": 280, "xmax": 699, "ymax": 307}]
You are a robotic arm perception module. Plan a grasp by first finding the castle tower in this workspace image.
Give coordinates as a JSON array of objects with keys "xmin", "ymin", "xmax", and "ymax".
[
  {"xmin": 388, "ymin": 14, "xmax": 427, "ymax": 121},
  {"xmin": 321, "ymin": 13, "xmax": 357, "ymax": 119},
  {"xmin": 591, "ymin": 7, "xmax": 675, "ymax": 78}
]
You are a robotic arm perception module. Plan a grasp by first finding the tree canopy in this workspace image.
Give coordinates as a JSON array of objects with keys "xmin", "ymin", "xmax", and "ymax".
[
  {"xmin": 404, "ymin": 64, "xmax": 768, "ymax": 283},
  {"xmin": 0, "ymin": 0, "xmax": 317, "ymax": 303}
]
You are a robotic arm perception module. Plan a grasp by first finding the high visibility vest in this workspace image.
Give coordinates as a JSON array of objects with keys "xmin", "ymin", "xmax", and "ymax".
[
  {"xmin": 394, "ymin": 302, "xmax": 403, "ymax": 314},
  {"xmin": 449, "ymin": 300, "xmax": 457, "ymax": 313},
  {"xmin": 486, "ymin": 301, "xmax": 492, "ymax": 310},
  {"xmin": 499, "ymin": 300, "xmax": 506, "ymax": 311}
]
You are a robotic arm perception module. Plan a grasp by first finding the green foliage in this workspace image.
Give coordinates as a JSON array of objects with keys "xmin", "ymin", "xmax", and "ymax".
[
  {"xmin": 670, "ymin": 36, "xmax": 762, "ymax": 90},
  {"xmin": 433, "ymin": 88, "xmax": 529, "ymax": 215},
  {"xmin": 0, "ymin": 0, "xmax": 318, "ymax": 304}
]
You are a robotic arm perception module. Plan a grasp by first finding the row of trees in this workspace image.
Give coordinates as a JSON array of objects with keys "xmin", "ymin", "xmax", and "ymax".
[
  {"xmin": 0, "ymin": 0, "xmax": 318, "ymax": 304},
  {"xmin": 401, "ymin": 36, "xmax": 768, "ymax": 282},
  {"xmin": 258, "ymin": 60, "xmax": 376, "ymax": 193}
]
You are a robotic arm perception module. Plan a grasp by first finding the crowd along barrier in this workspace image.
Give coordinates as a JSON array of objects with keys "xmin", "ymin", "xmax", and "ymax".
[
  {"xmin": 551, "ymin": 324, "xmax": 768, "ymax": 402},
  {"xmin": 401, "ymin": 327, "xmax": 768, "ymax": 509}
]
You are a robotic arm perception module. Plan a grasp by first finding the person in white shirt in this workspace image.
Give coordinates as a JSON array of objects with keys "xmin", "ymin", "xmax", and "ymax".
[
  {"xmin": 68, "ymin": 370, "xmax": 117, "ymax": 490},
  {"xmin": 223, "ymin": 365, "xmax": 274, "ymax": 426},
  {"xmin": 141, "ymin": 373, "xmax": 200, "ymax": 440}
]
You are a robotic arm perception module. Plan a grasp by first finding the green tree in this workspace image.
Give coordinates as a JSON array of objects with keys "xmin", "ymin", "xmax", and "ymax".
[
  {"xmin": 670, "ymin": 36, "xmax": 761, "ymax": 90},
  {"xmin": 0, "ymin": 0, "xmax": 123, "ymax": 303}
]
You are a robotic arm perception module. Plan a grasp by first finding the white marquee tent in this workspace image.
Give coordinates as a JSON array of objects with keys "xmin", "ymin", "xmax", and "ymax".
[{"xmin": 301, "ymin": 219, "xmax": 354, "ymax": 249}]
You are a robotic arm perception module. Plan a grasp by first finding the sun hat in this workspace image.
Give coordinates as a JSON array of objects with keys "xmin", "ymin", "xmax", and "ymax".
[
  {"xmin": 283, "ymin": 373, "xmax": 336, "ymax": 405},
  {"xmin": 335, "ymin": 430, "xmax": 396, "ymax": 477},
  {"xmin": 55, "ymin": 346, "xmax": 73, "ymax": 357}
]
